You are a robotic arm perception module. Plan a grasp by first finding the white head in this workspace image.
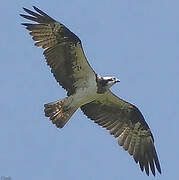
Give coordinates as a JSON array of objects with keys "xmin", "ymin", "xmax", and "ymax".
[{"xmin": 102, "ymin": 76, "xmax": 120, "ymax": 89}]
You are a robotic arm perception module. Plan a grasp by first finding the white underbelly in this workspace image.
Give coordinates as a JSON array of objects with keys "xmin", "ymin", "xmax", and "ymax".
[
  {"xmin": 72, "ymin": 86, "xmax": 98, "ymax": 107},
  {"xmin": 71, "ymin": 76, "xmax": 101, "ymax": 107}
]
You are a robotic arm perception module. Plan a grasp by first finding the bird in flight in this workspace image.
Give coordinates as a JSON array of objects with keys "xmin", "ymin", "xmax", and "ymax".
[{"xmin": 20, "ymin": 6, "xmax": 161, "ymax": 176}]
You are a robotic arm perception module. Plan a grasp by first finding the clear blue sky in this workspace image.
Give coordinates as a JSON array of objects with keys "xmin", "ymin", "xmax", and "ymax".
[{"xmin": 1, "ymin": 0, "xmax": 178, "ymax": 179}]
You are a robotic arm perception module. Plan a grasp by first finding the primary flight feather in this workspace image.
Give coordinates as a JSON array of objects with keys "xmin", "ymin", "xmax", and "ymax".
[{"xmin": 20, "ymin": 6, "xmax": 161, "ymax": 176}]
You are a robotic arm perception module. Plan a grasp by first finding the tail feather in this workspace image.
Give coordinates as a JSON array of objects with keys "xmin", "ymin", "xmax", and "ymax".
[{"xmin": 44, "ymin": 98, "xmax": 77, "ymax": 128}]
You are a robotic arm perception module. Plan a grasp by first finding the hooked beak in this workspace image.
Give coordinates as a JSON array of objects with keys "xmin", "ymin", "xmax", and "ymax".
[{"xmin": 115, "ymin": 78, "xmax": 120, "ymax": 83}]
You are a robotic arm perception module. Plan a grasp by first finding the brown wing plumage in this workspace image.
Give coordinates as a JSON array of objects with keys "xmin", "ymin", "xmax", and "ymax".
[
  {"xmin": 20, "ymin": 6, "xmax": 95, "ymax": 96},
  {"xmin": 81, "ymin": 90, "xmax": 161, "ymax": 176}
]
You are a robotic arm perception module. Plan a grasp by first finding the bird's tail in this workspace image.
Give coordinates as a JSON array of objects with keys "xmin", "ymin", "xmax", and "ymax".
[{"xmin": 44, "ymin": 97, "xmax": 77, "ymax": 128}]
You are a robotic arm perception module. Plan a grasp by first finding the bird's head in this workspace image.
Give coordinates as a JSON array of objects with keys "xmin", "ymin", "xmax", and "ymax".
[{"xmin": 102, "ymin": 76, "xmax": 120, "ymax": 89}]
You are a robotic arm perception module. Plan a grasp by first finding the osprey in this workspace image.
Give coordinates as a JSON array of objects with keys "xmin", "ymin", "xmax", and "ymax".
[{"xmin": 20, "ymin": 6, "xmax": 161, "ymax": 176}]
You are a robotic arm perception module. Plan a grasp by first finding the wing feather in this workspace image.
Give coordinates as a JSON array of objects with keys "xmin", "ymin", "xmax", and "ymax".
[
  {"xmin": 81, "ymin": 90, "xmax": 161, "ymax": 176},
  {"xmin": 21, "ymin": 6, "xmax": 95, "ymax": 95}
]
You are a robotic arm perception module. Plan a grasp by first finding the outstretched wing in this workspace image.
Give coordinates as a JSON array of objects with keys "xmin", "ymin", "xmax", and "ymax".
[
  {"xmin": 81, "ymin": 90, "xmax": 161, "ymax": 176},
  {"xmin": 20, "ymin": 6, "xmax": 96, "ymax": 96}
]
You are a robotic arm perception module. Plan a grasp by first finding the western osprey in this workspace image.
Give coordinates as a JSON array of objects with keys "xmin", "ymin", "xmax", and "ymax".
[{"xmin": 20, "ymin": 6, "xmax": 161, "ymax": 176}]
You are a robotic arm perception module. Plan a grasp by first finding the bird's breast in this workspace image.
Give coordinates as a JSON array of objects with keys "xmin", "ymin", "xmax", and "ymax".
[{"xmin": 72, "ymin": 79, "xmax": 99, "ymax": 107}]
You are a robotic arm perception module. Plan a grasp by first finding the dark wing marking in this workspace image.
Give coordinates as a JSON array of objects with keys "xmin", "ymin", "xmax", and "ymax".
[
  {"xmin": 81, "ymin": 90, "xmax": 161, "ymax": 176},
  {"xmin": 20, "ymin": 6, "xmax": 95, "ymax": 96}
]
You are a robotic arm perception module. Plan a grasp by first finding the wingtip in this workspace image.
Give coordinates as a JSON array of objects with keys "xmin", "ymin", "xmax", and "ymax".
[
  {"xmin": 157, "ymin": 160, "xmax": 162, "ymax": 174},
  {"xmin": 22, "ymin": 7, "xmax": 30, "ymax": 13},
  {"xmin": 21, "ymin": 23, "xmax": 28, "ymax": 26},
  {"xmin": 19, "ymin": 14, "xmax": 26, "ymax": 18},
  {"xmin": 157, "ymin": 166, "xmax": 162, "ymax": 174},
  {"xmin": 32, "ymin": 6, "xmax": 37, "ymax": 10},
  {"xmin": 150, "ymin": 169, "xmax": 155, "ymax": 176},
  {"xmin": 21, "ymin": 6, "xmax": 39, "ymax": 14},
  {"xmin": 33, "ymin": 6, "xmax": 42, "ymax": 13}
]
